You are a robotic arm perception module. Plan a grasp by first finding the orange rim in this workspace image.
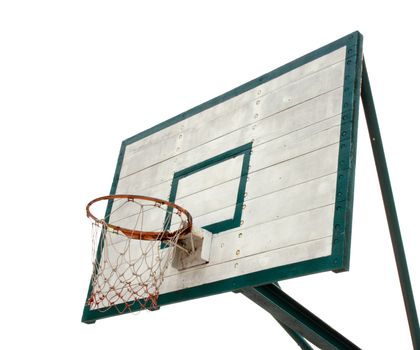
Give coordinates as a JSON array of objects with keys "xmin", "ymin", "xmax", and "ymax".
[{"xmin": 86, "ymin": 194, "xmax": 192, "ymax": 241}]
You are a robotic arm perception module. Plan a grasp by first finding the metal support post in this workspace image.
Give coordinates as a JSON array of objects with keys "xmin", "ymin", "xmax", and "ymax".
[
  {"xmin": 278, "ymin": 322, "xmax": 315, "ymax": 350},
  {"xmin": 239, "ymin": 283, "xmax": 360, "ymax": 350},
  {"xmin": 361, "ymin": 59, "xmax": 420, "ymax": 349}
]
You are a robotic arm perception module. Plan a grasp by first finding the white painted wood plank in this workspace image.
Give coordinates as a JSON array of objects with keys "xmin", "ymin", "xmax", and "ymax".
[
  {"xmin": 120, "ymin": 61, "xmax": 345, "ymax": 177},
  {"xmin": 123, "ymin": 47, "xmax": 346, "ymax": 161},
  {"xmin": 253, "ymin": 88, "xmax": 342, "ymax": 145},
  {"xmin": 258, "ymin": 47, "xmax": 346, "ymax": 95},
  {"xmin": 208, "ymin": 205, "xmax": 334, "ymax": 264},
  {"xmin": 116, "ymin": 84, "xmax": 342, "ymax": 187},
  {"xmin": 180, "ymin": 47, "xmax": 345, "ymax": 127},
  {"xmin": 174, "ymin": 144, "xmax": 339, "ymax": 227},
  {"xmin": 176, "ymin": 175, "xmax": 241, "ymax": 219},
  {"xmin": 179, "ymin": 116, "xmax": 340, "ymax": 179},
  {"xmin": 117, "ymin": 151, "xmax": 242, "ymax": 205},
  {"xmin": 176, "ymin": 154, "xmax": 244, "ymax": 199},
  {"xmin": 256, "ymin": 61, "xmax": 345, "ymax": 120},
  {"xmin": 99, "ymin": 234, "xmax": 332, "ymax": 300},
  {"xmin": 100, "ymin": 175, "xmax": 337, "ymax": 294},
  {"xmin": 119, "ymin": 114, "xmax": 341, "ymax": 200},
  {"xmin": 124, "ymin": 122, "xmax": 183, "ymax": 159},
  {"xmin": 100, "ymin": 203, "xmax": 335, "ymax": 297},
  {"xmin": 243, "ymin": 173, "xmax": 337, "ymax": 226},
  {"xmin": 246, "ymin": 143, "xmax": 339, "ymax": 199},
  {"xmin": 250, "ymin": 116, "xmax": 341, "ymax": 171},
  {"xmin": 178, "ymin": 87, "xmax": 343, "ymax": 169},
  {"xmin": 115, "ymin": 177, "xmax": 172, "ymax": 201},
  {"xmin": 160, "ymin": 236, "xmax": 332, "ymax": 293},
  {"xmin": 192, "ymin": 173, "xmax": 336, "ymax": 231}
]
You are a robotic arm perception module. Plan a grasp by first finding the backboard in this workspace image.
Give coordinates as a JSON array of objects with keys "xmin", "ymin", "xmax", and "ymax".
[{"xmin": 82, "ymin": 32, "xmax": 363, "ymax": 323}]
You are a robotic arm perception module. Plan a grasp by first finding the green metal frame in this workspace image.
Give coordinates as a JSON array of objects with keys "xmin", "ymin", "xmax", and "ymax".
[{"xmin": 82, "ymin": 32, "xmax": 364, "ymax": 323}]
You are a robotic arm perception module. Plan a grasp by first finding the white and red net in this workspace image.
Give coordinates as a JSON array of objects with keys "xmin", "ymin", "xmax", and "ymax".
[{"xmin": 87, "ymin": 195, "xmax": 192, "ymax": 313}]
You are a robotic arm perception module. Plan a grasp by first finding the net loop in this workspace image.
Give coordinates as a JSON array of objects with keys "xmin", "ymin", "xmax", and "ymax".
[{"xmin": 86, "ymin": 195, "xmax": 192, "ymax": 313}]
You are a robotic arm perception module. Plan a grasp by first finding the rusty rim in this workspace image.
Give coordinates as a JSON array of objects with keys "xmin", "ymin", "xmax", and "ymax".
[{"xmin": 86, "ymin": 194, "xmax": 193, "ymax": 241}]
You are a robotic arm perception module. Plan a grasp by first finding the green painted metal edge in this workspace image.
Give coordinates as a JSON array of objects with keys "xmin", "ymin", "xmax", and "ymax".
[
  {"xmin": 332, "ymin": 32, "xmax": 364, "ymax": 272},
  {"xmin": 82, "ymin": 31, "xmax": 364, "ymax": 323}
]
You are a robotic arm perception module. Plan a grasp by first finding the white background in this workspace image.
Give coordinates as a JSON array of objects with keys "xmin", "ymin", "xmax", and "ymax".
[{"xmin": 1, "ymin": 1, "xmax": 419, "ymax": 349}]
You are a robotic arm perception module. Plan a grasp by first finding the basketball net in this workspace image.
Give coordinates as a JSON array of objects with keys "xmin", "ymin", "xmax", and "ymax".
[{"xmin": 87, "ymin": 195, "xmax": 192, "ymax": 313}]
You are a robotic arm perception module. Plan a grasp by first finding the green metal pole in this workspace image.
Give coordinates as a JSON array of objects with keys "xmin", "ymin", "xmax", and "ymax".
[
  {"xmin": 278, "ymin": 321, "xmax": 315, "ymax": 350},
  {"xmin": 361, "ymin": 59, "xmax": 420, "ymax": 349},
  {"xmin": 240, "ymin": 283, "xmax": 361, "ymax": 349},
  {"xmin": 272, "ymin": 282, "xmax": 314, "ymax": 350},
  {"xmin": 236, "ymin": 282, "xmax": 315, "ymax": 349}
]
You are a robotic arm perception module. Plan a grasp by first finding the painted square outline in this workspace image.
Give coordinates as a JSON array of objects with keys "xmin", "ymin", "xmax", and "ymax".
[{"xmin": 167, "ymin": 142, "xmax": 252, "ymax": 234}]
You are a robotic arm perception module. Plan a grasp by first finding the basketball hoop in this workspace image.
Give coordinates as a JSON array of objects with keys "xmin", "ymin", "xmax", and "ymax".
[{"xmin": 86, "ymin": 194, "xmax": 192, "ymax": 313}]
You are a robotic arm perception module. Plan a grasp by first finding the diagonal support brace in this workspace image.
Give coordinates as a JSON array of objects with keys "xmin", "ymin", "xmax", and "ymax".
[
  {"xmin": 361, "ymin": 59, "xmax": 420, "ymax": 349},
  {"xmin": 239, "ymin": 283, "xmax": 361, "ymax": 350}
]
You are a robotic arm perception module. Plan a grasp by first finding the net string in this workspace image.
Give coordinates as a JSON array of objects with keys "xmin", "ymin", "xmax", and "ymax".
[{"xmin": 88, "ymin": 197, "xmax": 186, "ymax": 313}]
